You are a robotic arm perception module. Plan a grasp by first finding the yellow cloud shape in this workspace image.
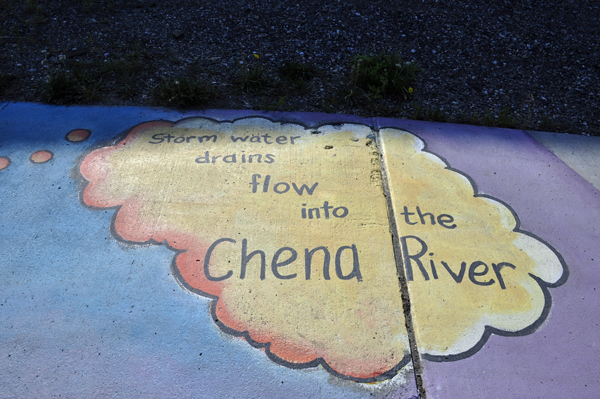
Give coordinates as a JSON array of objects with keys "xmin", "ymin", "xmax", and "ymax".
[{"xmin": 79, "ymin": 118, "xmax": 566, "ymax": 381}]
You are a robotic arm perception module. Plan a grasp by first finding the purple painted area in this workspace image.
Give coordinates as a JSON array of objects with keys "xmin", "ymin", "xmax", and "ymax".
[
  {"xmin": 196, "ymin": 109, "xmax": 376, "ymax": 128},
  {"xmin": 376, "ymin": 118, "xmax": 600, "ymax": 398}
]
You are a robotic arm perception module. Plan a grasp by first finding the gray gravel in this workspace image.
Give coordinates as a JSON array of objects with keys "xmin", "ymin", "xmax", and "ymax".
[{"xmin": 0, "ymin": 0, "xmax": 598, "ymax": 134}]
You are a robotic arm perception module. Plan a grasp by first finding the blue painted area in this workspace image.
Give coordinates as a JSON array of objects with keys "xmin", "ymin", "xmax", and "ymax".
[{"xmin": 0, "ymin": 103, "xmax": 416, "ymax": 398}]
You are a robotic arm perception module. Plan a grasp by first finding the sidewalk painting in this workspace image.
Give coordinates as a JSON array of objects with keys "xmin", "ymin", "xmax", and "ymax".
[{"xmin": 78, "ymin": 117, "xmax": 567, "ymax": 381}]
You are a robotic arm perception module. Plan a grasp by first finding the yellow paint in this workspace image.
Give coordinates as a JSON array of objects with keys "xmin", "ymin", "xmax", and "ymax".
[
  {"xmin": 80, "ymin": 119, "xmax": 566, "ymax": 378},
  {"xmin": 380, "ymin": 129, "xmax": 564, "ymax": 356}
]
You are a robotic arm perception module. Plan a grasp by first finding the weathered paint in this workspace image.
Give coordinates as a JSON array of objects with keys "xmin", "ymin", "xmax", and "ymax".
[
  {"xmin": 79, "ymin": 118, "xmax": 410, "ymax": 382},
  {"xmin": 529, "ymin": 130, "xmax": 600, "ymax": 191},
  {"xmin": 1, "ymin": 103, "xmax": 599, "ymax": 398}
]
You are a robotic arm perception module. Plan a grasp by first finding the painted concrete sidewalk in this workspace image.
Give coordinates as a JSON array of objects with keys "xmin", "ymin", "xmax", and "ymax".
[{"xmin": 0, "ymin": 102, "xmax": 598, "ymax": 398}]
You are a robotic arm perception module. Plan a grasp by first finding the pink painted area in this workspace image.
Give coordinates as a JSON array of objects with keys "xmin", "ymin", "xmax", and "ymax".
[
  {"xmin": 65, "ymin": 129, "xmax": 91, "ymax": 142},
  {"xmin": 30, "ymin": 150, "xmax": 53, "ymax": 163},
  {"xmin": 80, "ymin": 121, "xmax": 174, "ymax": 208},
  {"xmin": 81, "ymin": 123, "xmax": 226, "ymax": 299},
  {"xmin": 0, "ymin": 156, "xmax": 10, "ymax": 171}
]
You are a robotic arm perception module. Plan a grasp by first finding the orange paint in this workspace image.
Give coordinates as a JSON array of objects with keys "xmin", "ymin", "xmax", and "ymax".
[
  {"xmin": 82, "ymin": 121, "xmax": 227, "ymax": 299},
  {"xmin": 30, "ymin": 150, "xmax": 53, "ymax": 163},
  {"xmin": 65, "ymin": 129, "xmax": 91, "ymax": 142},
  {"xmin": 0, "ymin": 157, "xmax": 10, "ymax": 171}
]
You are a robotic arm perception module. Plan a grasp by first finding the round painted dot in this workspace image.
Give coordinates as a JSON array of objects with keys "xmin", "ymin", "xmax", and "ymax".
[
  {"xmin": 0, "ymin": 156, "xmax": 10, "ymax": 171},
  {"xmin": 30, "ymin": 150, "xmax": 54, "ymax": 163},
  {"xmin": 65, "ymin": 129, "xmax": 91, "ymax": 142}
]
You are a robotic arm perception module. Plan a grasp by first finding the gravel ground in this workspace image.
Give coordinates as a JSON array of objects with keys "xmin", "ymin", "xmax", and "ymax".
[{"xmin": 0, "ymin": 0, "xmax": 598, "ymax": 134}]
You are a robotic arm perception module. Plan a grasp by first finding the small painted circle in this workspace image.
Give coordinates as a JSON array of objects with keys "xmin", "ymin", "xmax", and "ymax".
[
  {"xmin": 30, "ymin": 150, "xmax": 54, "ymax": 163},
  {"xmin": 65, "ymin": 129, "xmax": 91, "ymax": 142},
  {"xmin": 0, "ymin": 156, "xmax": 11, "ymax": 171}
]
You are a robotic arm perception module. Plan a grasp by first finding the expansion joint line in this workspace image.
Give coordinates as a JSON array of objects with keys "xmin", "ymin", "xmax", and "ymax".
[{"xmin": 375, "ymin": 130, "xmax": 427, "ymax": 399}]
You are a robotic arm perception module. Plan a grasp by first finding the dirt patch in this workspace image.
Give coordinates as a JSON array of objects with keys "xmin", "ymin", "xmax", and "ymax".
[{"xmin": 0, "ymin": 0, "xmax": 598, "ymax": 134}]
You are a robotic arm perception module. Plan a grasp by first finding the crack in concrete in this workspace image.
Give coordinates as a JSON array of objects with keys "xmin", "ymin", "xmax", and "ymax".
[{"xmin": 375, "ymin": 129, "xmax": 427, "ymax": 399}]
